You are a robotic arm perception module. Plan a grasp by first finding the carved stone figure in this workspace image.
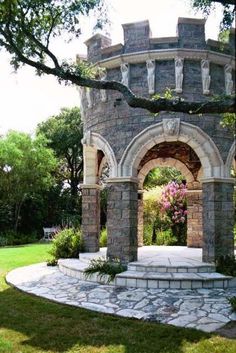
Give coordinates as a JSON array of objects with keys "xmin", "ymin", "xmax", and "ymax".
[
  {"xmin": 78, "ymin": 87, "xmax": 85, "ymax": 118},
  {"xmin": 100, "ymin": 71, "xmax": 107, "ymax": 102},
  {"xmin": 146, "ymin": 60, "xmax": 155, "ymax": 94},
  {"xmin": 175, "ymin": 58, "xmax": 184, "ymax": 93},
  {"xmin": 163, "ymin": 118, "xmax": 180, "ymax": 136},
  {"xmin": 121, "ymin": 63, "xmax": 129, "ymax": 87},
  {"xmin": 224, "ymin": 64, "xmax": 233, "ymax": 96},
  {"xmin": 81, "ymin": 130, "xmax": 92, "ymax": 146},
  {"xmin": 86, "ymin": 87, "xmax": 92, "ymax": 108},
  {"xmin": 201, "ymin": 60, "xmax": 211, "ymax": 95}
]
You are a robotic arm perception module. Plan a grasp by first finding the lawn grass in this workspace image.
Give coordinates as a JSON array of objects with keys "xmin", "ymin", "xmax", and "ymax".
[{"xmin": 0, "ymin": 244, "xmax": 235, "ymax": 353}]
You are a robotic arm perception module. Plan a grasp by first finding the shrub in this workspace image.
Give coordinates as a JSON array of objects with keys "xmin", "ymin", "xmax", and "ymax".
[
  {"xmin": 84, "ymin": 257, "xmax": 127, "ymax": 283},
  {"xmin": 47, "ymin": 258, "xmax": 58, "ymax": 266},
  {"xmin": 228, "ymin": 296, "xmax": 236, "ymax": 312},
  {"xmin": 156, "ymin": 229, "xmax": 177, "ymax": 246},
  {"xmin": 0, "ymin": 231, "xmax": 38, "ymax": 246},
  {"xmin": 99, "ymin": 227, "xmax": 107, "ymax": 247},
  {"xmin": 143, "ymin": 224, "xmax": 153, "ymax": 245},
  {"xmin": 216, "ymin": 255, "xmax": 236, "ymax": 277},
  {"xmin": 49, "ymin": 228, "xmax": 82, "ymax": 260}
]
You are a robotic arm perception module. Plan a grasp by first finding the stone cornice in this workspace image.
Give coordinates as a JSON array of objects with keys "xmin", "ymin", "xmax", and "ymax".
[
  {"xmin": 201, "ymin": 177, "xmax": 235, "ymax": 184},
  {"xmin": 98, "ymin": 49, "xmax": 235, "ymax": 69}
]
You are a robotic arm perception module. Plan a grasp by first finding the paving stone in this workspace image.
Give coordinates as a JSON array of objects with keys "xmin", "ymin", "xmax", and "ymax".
[
  {"xmin": 6, "ymin": 262, "xmax": 236, "ymax": 334},
  {"xmin": 117, "ymin": 309, "xmax": 146, "ymax": 319},
  {"xmin": 167, "ymin": 314, "xmax": 197, "ymax": 327}
]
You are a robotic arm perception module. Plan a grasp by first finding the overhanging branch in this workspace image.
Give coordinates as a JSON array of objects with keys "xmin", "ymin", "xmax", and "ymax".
[{"xmin": 0, "ymin": 27, "xmax": 235, "ymax": 115}]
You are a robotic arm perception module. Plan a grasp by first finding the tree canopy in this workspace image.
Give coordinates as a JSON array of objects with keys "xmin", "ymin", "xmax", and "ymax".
[
  {"xmin": 37, "ymin": 106, "xmax": 83, "ymax": 199},
  {"xmin": 192, "ymin": 0, "xmax": 235, "ymax": 30},
  {"xmin": 0, "ymin": 131, "xmax": 57, "ymax": 231},
  {"xmin": 0, "ymin": 0, "xmax": 235, "ymax": 114}
]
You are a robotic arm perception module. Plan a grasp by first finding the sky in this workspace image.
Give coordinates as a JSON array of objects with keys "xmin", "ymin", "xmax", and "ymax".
[{"xmin": 0, "ymin": 0, "xmax": 226, "ymax": 135}]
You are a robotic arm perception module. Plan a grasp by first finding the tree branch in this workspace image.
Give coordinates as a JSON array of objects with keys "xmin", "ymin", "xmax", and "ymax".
[
  {"xmin": 0, "ymin": 28, "xmax": 235, "ymax": 115},
  {"xmin": 211, "ymin": 0, "xmax": 235, "ymax": 5}
]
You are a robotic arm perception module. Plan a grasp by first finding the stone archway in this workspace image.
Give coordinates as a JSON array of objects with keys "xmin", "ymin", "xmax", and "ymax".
[
  {"xmin": 225, "ymin": 141, "xmax": 236, "ymax": 177},
  {"xmin": 115, "ymin": 119, "xmax": 234, "ymax": 263},
  {"xmin": 136, "ymin": 156, "xmax": 202, "ymax": 248},
  {"xmin": 81, "ymin": 132, "xmax": 117, "ymax": 252},
  {"xmin": 138, "ymin": 157, "xmax": 195, "ymax": 189},
  {"xmin": 119, "ymin": 120, "xmax": 224, "ymax": 178}
]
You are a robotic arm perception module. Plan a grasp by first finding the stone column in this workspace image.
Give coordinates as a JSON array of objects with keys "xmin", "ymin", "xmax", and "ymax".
[
  {"xmin": 137, "ymin": 190, "xmax": 144, "ymax": 247},
  {"xmin": 106, "ymin": 178, "xmax": 138, "ymax": 263},
  {"xmin": 81, "ymin": 184, "xmax": 101, "ymax": 252},
  {"xmin": 187, "ymin": 190, "xmax": 203, "ymax": 248},
  {"xmin": 202, "ymin": 178, "xmax": 234, "ymax": 263}
]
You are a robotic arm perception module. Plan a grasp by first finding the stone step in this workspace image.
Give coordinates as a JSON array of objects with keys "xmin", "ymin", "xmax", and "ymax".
[
  {"xmin": 58, "ymin": 259, "xmax": 115, "ymax": 285},
  {"xmin": 115, "ymin": 270, "xmax": 232, "ymax": 289},
  {"xmin": 128, "ymin": 263, "xmax": 216, "ymax": 273},
  {"xmin": 58, "ymin": 258, "xmax": 233, "ymax": 290}
]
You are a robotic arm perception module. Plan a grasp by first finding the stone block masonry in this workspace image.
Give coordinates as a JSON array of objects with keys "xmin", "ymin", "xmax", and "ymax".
[
  {"xmin": 81, "ymin": 186, "xmax": 101, "ymax": 252},
  {"xmin": 107, "ymin": 180, "xmax": 138, "ymax": 263},
  {"xmin": 187, "ymin": 191, "xmax": 203, "ymax": 248},
  {"xmin": 202, "ymin": 180, "xmax": 234, "ymax": 262}
]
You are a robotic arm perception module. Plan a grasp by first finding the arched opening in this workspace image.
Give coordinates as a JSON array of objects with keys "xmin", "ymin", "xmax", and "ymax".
[{"xmin": 136, "ymin": 141, "xmax": 203, "ymax": 251}]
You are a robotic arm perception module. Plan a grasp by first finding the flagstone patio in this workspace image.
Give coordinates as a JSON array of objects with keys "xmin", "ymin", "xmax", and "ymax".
[{"xmin": 6, "ymin": 246, "xmax": 236, "ymax": 333}]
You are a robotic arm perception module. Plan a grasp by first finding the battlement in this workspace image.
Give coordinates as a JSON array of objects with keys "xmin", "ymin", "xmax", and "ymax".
[{"xmin": 85, "ymin": 17, "xmax": 235, "ymax": 62}]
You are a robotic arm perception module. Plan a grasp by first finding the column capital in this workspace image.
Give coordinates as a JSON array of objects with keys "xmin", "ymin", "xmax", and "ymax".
[
  {"xmin": 201, "ymin": 177, "xmax": 235, "ymax": 184},
  {"xmin": 80, "ymin": 184, "xmax": 103, "ymax": 190},
  {"xmin": 106, "ymin": 177, "xmax": 139, "ymax": 184},
  {"xmin": 186, "ymin": 189, "xmax": 202, "ymax": 193}
]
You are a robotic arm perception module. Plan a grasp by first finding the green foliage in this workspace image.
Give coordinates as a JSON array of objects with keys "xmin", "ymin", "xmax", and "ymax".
[
  {"xmin": 0, "ymin": 0, "xmax": 107, "ymax": 73},
  {"xmin": 144, "ymin": 167, "xmax": 183, "ymax": 189},
  {"xmin": 156, "ymin": 229, "xmax": 178, "ymax": 246},
  {"xmin": 99, "ymin": 227, "xmax": 107, "ymax": 247},
  {"xmin": 84, "ymin": 257, "xmax": 127, "ymax": 283},
  {"xmin": 192, "ymin": 0, "xmax": 235, "ymax": 30},
  {"xmin": 0, "ymin": 131, "xmax": 57, "ymax": 232},
  {"xmin": 37, "ymin": 107, "xmax": 83, "ymax": 206},
  {"xmin": 46, "ymin": 258, "xmax": 58, "ymax": 267},
  {"xmin": 0, "ymin": 231, "xmax": 38, "ymax": 247},
  {"xmin": 221, "ymin": 112, "xmax": 236, "ymax": 130},
  {"xmin": 216, "ymin": 255, "xmax": 236, "ymax": 276},
  {"xmin": 228, "ymin": 296, "xmax": 236, "ymax": 312},
  {"xmin": 49, "ymin": 228, "xmax": 82, "ymax": 260}
]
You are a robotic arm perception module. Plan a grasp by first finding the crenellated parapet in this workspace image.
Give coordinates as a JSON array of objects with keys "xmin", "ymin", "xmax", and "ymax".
[
  {"xmin": 80, "ymin": 17, "xmax": 235, "ymax": 165},
  {"xmin": 85, "ymin": 18, "xmax": 235, "ymax": 61}
]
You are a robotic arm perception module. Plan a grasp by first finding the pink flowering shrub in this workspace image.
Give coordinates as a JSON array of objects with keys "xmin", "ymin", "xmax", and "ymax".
[
  {"xmin": 160, "ymin": 181, "xmax": 187, "ymax": 244},
  {"xmin": 160, "ymin": 181, "xmax": 187, "ymax": 222}
]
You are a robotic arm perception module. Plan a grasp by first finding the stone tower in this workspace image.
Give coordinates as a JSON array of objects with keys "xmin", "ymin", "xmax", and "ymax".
[{"xmin": 80, "ymin": 18, "xmax": 235, "ymax": 264}]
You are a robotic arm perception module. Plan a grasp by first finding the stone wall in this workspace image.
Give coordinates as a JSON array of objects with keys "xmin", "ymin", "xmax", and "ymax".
[{"xmin": 82, "ymin": 18, "xmax": 235, "ymax": 163}]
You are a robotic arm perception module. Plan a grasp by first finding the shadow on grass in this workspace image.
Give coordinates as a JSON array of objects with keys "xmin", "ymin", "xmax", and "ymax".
[{"xmin": 0, "ymin": 285, "xmax": 215, "ymax": 353}]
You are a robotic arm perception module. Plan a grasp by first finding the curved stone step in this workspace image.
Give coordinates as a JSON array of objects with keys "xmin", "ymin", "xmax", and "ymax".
[
  {"xmin": 128, "ymin": 263, "xmax": 216, "ymax": 273},
  {"xmin": 115, "ymin": 270, "xmax": 232, "ymax": 289},
  {"xmin": 58, "ymin": 258, "xmax": 233, "ymax": 290},
  {"xmin": 58, "ymin": 259, "xmax": 114, "ymax": 284}
]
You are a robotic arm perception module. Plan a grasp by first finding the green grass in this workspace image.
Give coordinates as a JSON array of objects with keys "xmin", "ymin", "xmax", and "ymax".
[{"xmin": 0, "ymin": 244, "xmax": 235, "ymax": 353}]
